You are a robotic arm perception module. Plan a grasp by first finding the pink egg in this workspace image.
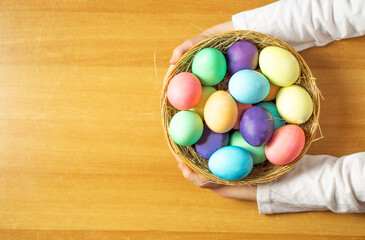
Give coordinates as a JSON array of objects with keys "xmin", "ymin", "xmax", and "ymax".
[
  {"xmin": 167, "ymin": 72, "xmax": 202, "ymax": 110},
  {"xmin": 227, "ymin": 90, "xmax": 252, "ymax": 129},
  {"xmin": 265, "ymin": 125, "xmax": 305, "ymax": 165}
]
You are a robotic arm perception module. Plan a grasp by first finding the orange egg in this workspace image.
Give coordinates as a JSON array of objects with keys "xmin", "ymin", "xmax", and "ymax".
[
  {"xmin": 257, "ymin": 69, "xmax": 281, "ymax": 101},
  {"xmin": 265, "ymin": 125, "xmax": 305, "ymax": 165},
  {"xmin": 263, "ymin": 81, "xmax": 281, "ymax": 101},
  {"xmin": 204, "ymin": 91, "xmax": 238, "ymax": 133}
]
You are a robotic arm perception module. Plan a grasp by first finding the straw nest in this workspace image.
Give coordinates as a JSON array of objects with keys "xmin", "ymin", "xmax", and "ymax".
[{"xmin": 160, "ymin": 30, "xmax": 321, "ymax": 185}]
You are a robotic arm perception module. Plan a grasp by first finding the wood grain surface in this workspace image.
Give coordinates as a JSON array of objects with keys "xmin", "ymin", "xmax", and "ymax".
[{"xmin": 0, "ymin": 0, "xmax": 364, "ymax": 239}]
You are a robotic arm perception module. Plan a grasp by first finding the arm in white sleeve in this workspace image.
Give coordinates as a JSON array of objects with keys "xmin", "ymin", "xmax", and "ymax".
[
  {"xmin": 232, "ymin": 0, "xmax": 365, "ymax": 51},
  {"xmin": 257, "ymin": 153, "xmax": 365, "ymax": 214}
]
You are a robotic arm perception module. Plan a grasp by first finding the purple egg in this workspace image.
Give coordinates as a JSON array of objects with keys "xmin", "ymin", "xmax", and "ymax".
[
  {"xmin": 240, "ymin": 106, "xmax": 274, "ymax": 147},
  {"xmin": 226, "ymin": 40, "xmax": 259, "ymax": 75},
  {"xmin": 195, "ymin": 124, "xmax": 229, "ymax": 159}
]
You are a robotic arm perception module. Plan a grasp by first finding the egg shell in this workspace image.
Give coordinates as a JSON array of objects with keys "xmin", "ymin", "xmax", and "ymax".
[
  {"xmin": 263, "ymin": 81, "xmax": 281, "ymax": 101},
  {"xmin": 167, "ymin": 72, "xmax": 202, "ymax": 110},
  {"xmin": 227, "ymin": 90, "xmax": 252, "ymax": 129},
  {"xmin": 265, "ymin": 125, "xmax": 305, "ymax": 165},
  {"xmin": 240, "ymin": 106, "xmax": 274, "ymax": 147},
  {"xmin": 234, "ymin": 102, "xmax": 252, "ymax": 129},
  {"xmin": 204, "ymin": 90, "xmax": 238, "ymax": 133},
  {"xmin": 276, "ymin": 85, "xmax": 314, "ymax": 124},
  {"xmin": 192, "ymin": 48, "xmax": 227, "ymax": 86},
  {"xmin": 259, "ymin": 46, "xmax": 300, "ymax": 87},
  {"xmin": 226, "ymin": 40, "xmax": 258, "ymax": 74},
  {"xmin": 194, "ymin": 124, "xmax": 229, "ymax": 159},
  {"xmin": 256, "ymin": 69, "xmax": 281, "ymax": 101},
  {"xmin": 169, "ymin": 111, "xmax": 203, "ymax": 146},
  {"xmin": 255, "ymin": 102, "xmax": 286, "ymax": 130},
  {"xmin": 208, "ymin": 146, "xmax": 253, "ymax": 181},
  {"xmin": 228, "ymin": 69, "xmax": 270, "ymax": 104},
  {"xmin": 190, "ymin": 86, "xmax": 216, "ymax": 120},
  {"xmin": 229, "ymin": 131, "xmax": 266, "ymax": 164}
]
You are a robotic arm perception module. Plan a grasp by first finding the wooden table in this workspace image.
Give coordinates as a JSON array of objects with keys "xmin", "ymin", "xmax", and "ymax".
[{"xmin": 0, "ymin": 0, "xmax": 364, "ymax": 239}]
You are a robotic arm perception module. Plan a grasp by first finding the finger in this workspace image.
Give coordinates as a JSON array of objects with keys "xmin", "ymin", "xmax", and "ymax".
[
  {"xmin": 169, "ymin": 46, "xmax": 186, "ymax": 65},
  {"xmin": 178, "ymin": 163, "xmax": 208, "ymax": 187},
  {"xmin": 178, "ymin": 162, "xmax": 222, "ymax": 189},
  {"xmin": 197, "ymin": 176, "xmax": 224, "ymax": 189},
  {"xmin": 169, "ymin": 39, "xmax": 196, "ymax": 65}
]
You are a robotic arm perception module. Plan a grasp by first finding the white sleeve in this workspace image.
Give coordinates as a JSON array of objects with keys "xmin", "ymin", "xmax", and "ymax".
[
  {"xmin": 232, "ymin": 0, "xmax": 365, "ymax": 51},
  {"xmin": 257, "ymin": 153, "xmax": 365, "ymax": 214}
]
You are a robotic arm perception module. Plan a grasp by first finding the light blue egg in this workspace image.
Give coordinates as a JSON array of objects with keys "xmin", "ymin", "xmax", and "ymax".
[
  {"xmin": 208, "ymin": 146, "xmax": 253, "ymax": 181},
  {"xmin": 255, "ymin": 102, "xmax": 286, "ymax": 130},
  {"xmin": 228, "ymin": 69, "xmax": 270, "ymax": 104}
]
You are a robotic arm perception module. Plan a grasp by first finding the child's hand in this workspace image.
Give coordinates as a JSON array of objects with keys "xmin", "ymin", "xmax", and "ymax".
[
  {"xmin": 169, "ymin": 21, "xmax": 234, "ymax": 65},
  {"xmin": 168, "ymin": 143, "xmax": 257, "ymax": 201},
  {"xmin": 169, "ymin": 34, "xmax": 210, "ymax": 65}
]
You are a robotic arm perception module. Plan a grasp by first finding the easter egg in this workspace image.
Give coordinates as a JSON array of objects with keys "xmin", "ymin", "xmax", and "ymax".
[
  {"xmin": 255, "ymin": 102, "xmax": 286, "ymax": 130},
  {"xmin": 265, "ymin": 125, "xmax": 305, "ymax": 165},
  {"xmin": 194, "ymin": 124, "xmax": 229, "ymax": 159},
  {"xmin": 240, "ymin": 106, "xmax": 274, "ymax": 147},
  {"xmin": 259, "ymin": 46, "xmax": 300, "ymax": 87},
  {"xmin": 169, "ymin": 111, "xmax": 203, "ymax": 146},
  {"xmin": 228, "ymin": 69, "xmax": 270, "ymax": 104},
  {"xmin": 226, "ymin": 40, "xmax": 258, "ymax": 74},
  {"xmin": 263, "ymin": 81, "xmax": 281, "ymax": 101},
  {"xmin": 192, "ymin": 48, "xmax": 227, "ymax": 86},
  {"xmin": 233, "ymin": 102, "xmax": 252, "ymax": 129},
  {"xmin": 227, "ymin": 90, "xmax": 252, "ymax": 129},
  {"xmin": 204, "ymin": 91, "xmax": 238, "ymax": 133},
  {"xmin": 276, "ymin": 85, "xmax": 313, "ymax": 124},
  {"xmin": 256, "ymin": 69, "xmax": 281, "ymax": 101},
  {"xmin": 190, "ymin": 86, "xmax": 216, "ymax": 120},
  {"xmin": 167, "ymin": 72, "xmax": 202, "ymax": 110},
  {"xmin": 229, "ymin": 131, "xmax": 266, "ymax": 164},
  {"xmin": 208, "ymin": 146, "xmax": 253, "ymax": 181}
]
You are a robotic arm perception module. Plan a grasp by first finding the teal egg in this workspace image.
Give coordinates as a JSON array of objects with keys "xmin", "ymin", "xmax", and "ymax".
[
  {"xmin": 208, "ymin": 146, "xmax": 253, "ymax": 181},
  {"xmin": 169, "ymin": 111, "xmax": 203, "ymax": 146},
  {"xmin": 229, "ymin": 131, "xmax": 266, "ymax": 164},
  {"xmin": 192, "ymin": 48, "xmax": 227, "ymax": 86},
  {"xmin": 256, "ymin": 102, "xmax": 286, "ymax": 130}
]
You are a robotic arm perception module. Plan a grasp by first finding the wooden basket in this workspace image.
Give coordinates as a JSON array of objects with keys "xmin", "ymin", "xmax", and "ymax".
[{"xmin": 161, "ymin": 30, "xmax": 320, "ymax": 185}]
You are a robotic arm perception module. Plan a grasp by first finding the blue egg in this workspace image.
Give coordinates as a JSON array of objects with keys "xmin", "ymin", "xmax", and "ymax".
[
  {"xmin": 208, "ymin": 146, "xmax": 253, "ymax": 181},
  {"xmin": 256, "ymin": 102, "xmax": 286, "ymax": 130},
  {"xmin": 228, "ymin": 69, "xmax": 270, "ymax": 104}
]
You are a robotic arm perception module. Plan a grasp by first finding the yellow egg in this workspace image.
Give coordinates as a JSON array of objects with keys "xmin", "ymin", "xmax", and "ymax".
[
  {"xmin": 276, "ymin": 85, "xmax": 313, "ymax": 124},
  {"xmin": 204, "ymin": 90, "xmax": 238, "ymax": 133},
  {"xmin": 259, "ymin": 46, "xmax": 300, "ymax": 87},
  {"xmin": 190, "ymin": 86, "xmax": 216, "ymax": 120}
]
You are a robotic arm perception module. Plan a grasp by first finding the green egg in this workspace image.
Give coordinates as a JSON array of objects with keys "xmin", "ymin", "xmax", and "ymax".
[
  {"xmin": 192, "ymin": 48, "xmax": 227, "ymax": 86},
  {"xmin": 255, "ymin": 102, "xmax": 286, "ymax": 130},
  {"xmin": 229, "ymin": 131, "xmax": 266, "ymax": 164},
  {"xmin": 169, "ymin": 111, "xmax": 203, "ymax": 146}
]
